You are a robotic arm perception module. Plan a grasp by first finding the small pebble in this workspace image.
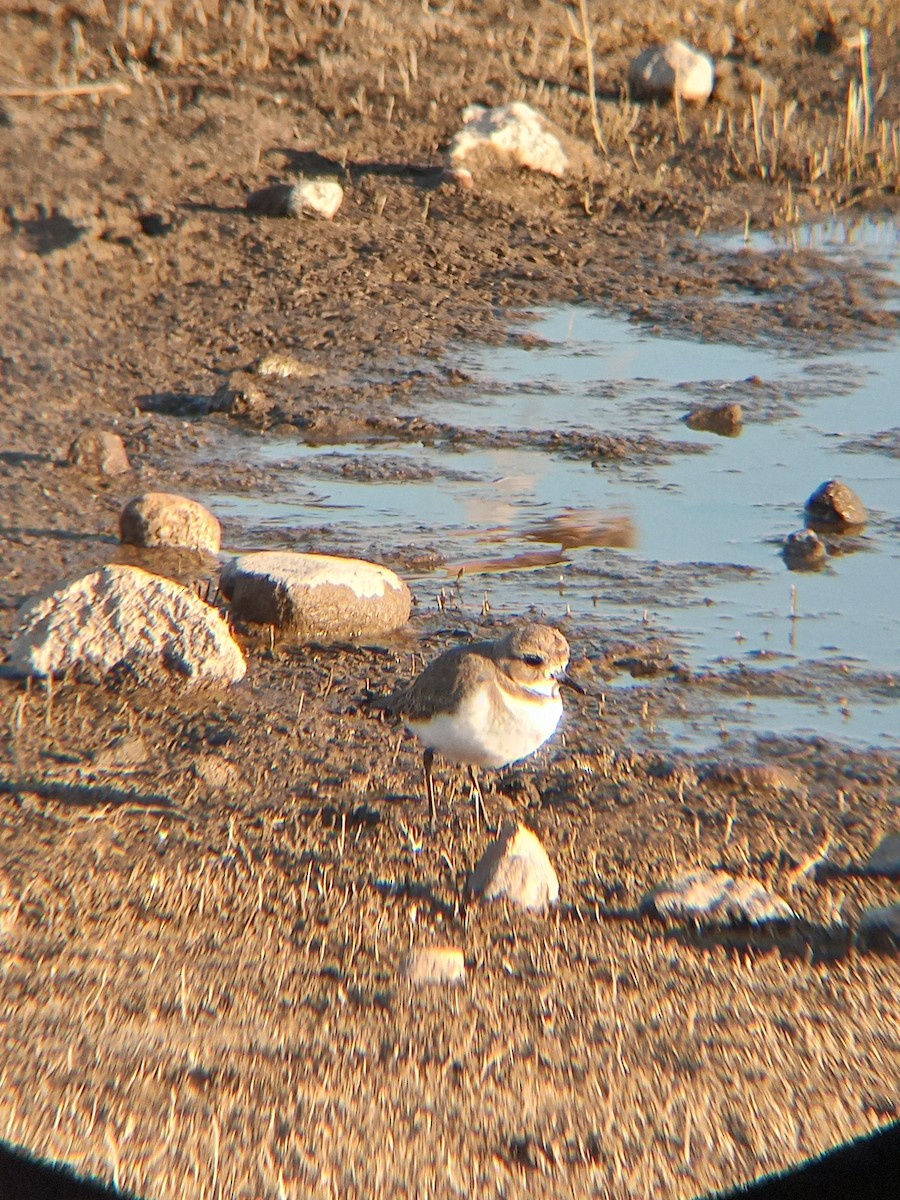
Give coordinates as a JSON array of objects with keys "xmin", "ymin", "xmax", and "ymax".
[{"xmin": 403, "ymin": 947, "xmax": 466, "ymax": 987}]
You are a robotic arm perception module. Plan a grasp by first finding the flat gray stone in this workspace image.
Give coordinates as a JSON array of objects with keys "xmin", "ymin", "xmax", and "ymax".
[
  {"xmin": 403, "ymin": 946, "xmax": 466, "ymax": 986},
  {"xmin": 219, "ymin": 550, "xmax": 411, "ymax": 641},
  {"xmin": 857, "ymin": 904, "xmax": 900, "ymax": 949},
  {"xmin": 8, "ymin": 565, "xmax": 246, "ymax": 685},
  {"xmin": 628, "ymin": 40, "xmax": 714, "ymax": 103},
  {"xmin": 642, "ymin": 870, "xmax": 795, "ymax": 926},
  {"xmin": 468, "ymin": 821, "xmax": 559, "ymax": 914},
  {"xmin": 67, "ymin": 430, "xmax": 130, "ymax": 476},
  {"xmin": 863, "ymin": 832, "xmax": 900, "ymax": 878},
  {"xmin": 120, "ymin": 492, "xmax": 221, "ymax": 554}
]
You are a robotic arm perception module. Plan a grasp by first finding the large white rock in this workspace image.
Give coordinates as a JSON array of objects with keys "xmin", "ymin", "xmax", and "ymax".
[
  {"xmin": 641, "ymin": 870, "xmax": 794, "ymax": 926},
  {"xmin": 119, "ymin": 493, "xmax": 221, "ymax": 554},
  {"xmin": 8, "ymin": 565, "xmax": 246, "ymax": 685},
  {"xmin": 219, "ymin": 551, "xmax": 411, "ymax": 641},
  {"xmin": 468, "ymin": 821, "xmax": 559, "ymax": 914},
  {"xmin": 447, "ymin": 102, "xmax": 594, "ymax": 186},
  {"xmin": 628, "ymin": 41, "xmax": 715, "ymax": 104},
  {"xmin": 403, "ymin": 946, "xmax": 466, "ymax": 986}
]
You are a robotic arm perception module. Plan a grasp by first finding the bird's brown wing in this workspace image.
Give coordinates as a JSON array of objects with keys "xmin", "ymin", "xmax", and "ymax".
[{"xmin": 388, "ymin": 642, "xmax": 497, "ymax": 721}]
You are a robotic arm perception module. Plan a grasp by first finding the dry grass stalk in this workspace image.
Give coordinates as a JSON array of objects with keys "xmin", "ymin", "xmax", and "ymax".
[{"xmin": 574, "ymin": 0, "xmax": 607, "ymax": 154}]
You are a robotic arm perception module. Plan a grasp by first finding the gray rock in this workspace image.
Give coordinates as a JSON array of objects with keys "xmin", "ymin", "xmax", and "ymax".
[
  {"xmin": 403, "ymin": 946, "xmax": 466, "ymax": 986},
  {"xmin": 446, "ymin": 102, "xmax": 595, "ymax": 187},
  {"xmin": 246, "ymin": 178, "xmax": 343, "ymax": 219},
  {"xmin": 804, "ymin": 479, "xmax": 867, "ymax": 529},
  {"xmin": 863, "ymin": 832, "xmax": 900, "ymax": 878},
  {"xmin": 782, "ymin": 529, "xmax": 826, "ymax": 570},
  {"xmin": 8, "ymin": 565, "xmax": 246, "ymax": 685},
  {"xmin": 857, "ymin": 904, "xmax": 900, "ymax": 949},
  {"xmin": 641, "ymin": 869, "xmax": 795, "ymax": 926},
  {"xmin": 67, "ymin": 430, "xmax": 130, "ymax": 477},
  {"xmin": 219, "ymin": 550, "xmax": 411, "ymax": 641},
  {"xmin": 468, "ymin": 821, "xmax": 559, "ymax": 914},
  {"xmin": 119, "ymin": 492, "xmax": 221, "ymax": 554},
  {"xmin": 628, "ymin": 41, "xmax": 715, "ymax": 104}
]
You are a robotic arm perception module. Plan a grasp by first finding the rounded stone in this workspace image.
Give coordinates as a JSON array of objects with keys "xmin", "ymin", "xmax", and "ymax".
[
  {"xmin": 804, "ymin": 479, "xmax": 867, "ymax": 529},
  {"xmin": 782, "ymin": 528, "xmax": 826, "ymax": 570},
  {"xmin": 120, "ymin": 493, "xmax": 222, "ymax": 553},
  {"xmin": 685, "ymin": 402, "xmax": 743, "ymax": 436},
  {"xmin": 628, "ymin": 40, "xmax": 715, "ymax": 104},
  {"xmin": 219, "ymin": 550, "xmax": 411, "ymax": 641},
  {"xmin": 67, "ymin": 430, "xmax": 130, "ymax": 477},
  {"xmin": 8, "ymin": 565, "xmax": 246, "ymax": 685}
]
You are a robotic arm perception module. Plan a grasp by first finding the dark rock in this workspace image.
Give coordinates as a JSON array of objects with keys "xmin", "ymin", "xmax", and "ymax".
[
  {"xmin": 782, "ymin": 529, "xmax": 826, "ymax": 570},
  {"xmin": 805, "ymin": 479, "xmax": 867, "ymax": 529}
]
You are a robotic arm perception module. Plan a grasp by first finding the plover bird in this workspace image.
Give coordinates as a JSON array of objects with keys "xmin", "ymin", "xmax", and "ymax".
[{"xmin": 391, "ymin": 623, "xmax": 580, "ymax": 827}]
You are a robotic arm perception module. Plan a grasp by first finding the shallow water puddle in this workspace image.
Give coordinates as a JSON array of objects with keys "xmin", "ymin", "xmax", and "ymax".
[{"xmin": 205, "ymin": 218, "xmax": 899, "ymax": 753}]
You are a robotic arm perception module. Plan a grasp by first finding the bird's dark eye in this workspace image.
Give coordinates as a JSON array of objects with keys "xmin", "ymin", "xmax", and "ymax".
[{"xmin": 522, "ymin": 654, "xmax": 544, "ymax": 667}]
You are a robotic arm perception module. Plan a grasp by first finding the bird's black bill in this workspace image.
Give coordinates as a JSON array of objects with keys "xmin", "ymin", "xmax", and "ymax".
[{"xmin": 558, "ymin": 672, "xmax": 585, "ymax": 695}]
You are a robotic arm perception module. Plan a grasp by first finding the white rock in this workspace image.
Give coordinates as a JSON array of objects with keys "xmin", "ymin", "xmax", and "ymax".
[
  {"xmin": 447, "ymin": 102, "xmax": 594, "ymax": 186},
  {"xmin": 8, "ymin": 565, "xmax": 246, "ymax": 685},
  {"xmin": 403, "ymin": 946, "xmax": 466, "ymax": 986},
  {"xmin": 641, "ymin": 870, "xmax": 794, "ymax": 926},
  {"xmin": 219, "ymin": 550, "xmax": 411, "ymax": 641},
  {"xmin": 468, "ymin": 821, "xmax": 559, "ymax": 914},
  {"xmin": 246, "ymin": 179, "xmax": 343, "ymax": 220},
  {"xmin": 119, "ymin": 492, "xmax": 221, "ymax": 554},
  {"xmin": 628, "ymin": 40, "xmax": 715, "ymax": 104},
  {"xmin": 294, "ymin": 178, "xmax": 343, "ymax": 219},
  {"xmin": 864, "ymin": 832, "xmax": 900, "ymax": 877}
]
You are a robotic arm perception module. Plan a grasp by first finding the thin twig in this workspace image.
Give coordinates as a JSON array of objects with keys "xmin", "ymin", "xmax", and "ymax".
[{"xmin": 0, "ymin": 80, "xmax": 131, "ymax": 100}]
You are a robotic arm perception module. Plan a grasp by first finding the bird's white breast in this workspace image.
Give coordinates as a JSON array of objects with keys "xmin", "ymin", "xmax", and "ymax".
[{"xmin": 408, "ymin": 681, "xmax": 563, "ymax": 769}]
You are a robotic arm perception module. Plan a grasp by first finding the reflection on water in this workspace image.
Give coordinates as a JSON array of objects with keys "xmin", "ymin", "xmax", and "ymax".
[{"xmin": 204, "ymin": 218, "xmax": 900, "ymax": 752}]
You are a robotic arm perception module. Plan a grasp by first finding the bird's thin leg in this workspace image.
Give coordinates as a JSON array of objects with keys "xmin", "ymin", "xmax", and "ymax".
[
  {"xmin": 423, "ymin": 748, "xmax": 436, "ymax": 829},
  {"xmin": 467, "ymin": 765, "xmax": 487, "ymax": 832}
]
